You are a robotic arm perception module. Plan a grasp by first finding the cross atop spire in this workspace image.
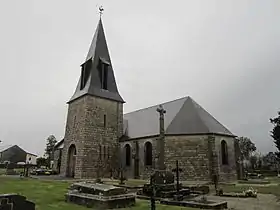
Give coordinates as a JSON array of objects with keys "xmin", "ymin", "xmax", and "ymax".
[{"xmin": 99, "ymin": 6, "xmax": 104, "ymax": 19}]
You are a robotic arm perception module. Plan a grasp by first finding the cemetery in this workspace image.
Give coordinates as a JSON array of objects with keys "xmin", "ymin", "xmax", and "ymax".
[
  {"xmin": 0, "ymin": 104, "xmax": 280, "ymax": 210},
  {"xmin": 1, "ymin": 102, "xmax": 280, "ymax": 210},
  {"xmin": 1, "ymin": 175, "xmax": 280, "ymax": 210},
  {"xmin": 1, "ymin": 4, "xmax": 280, "ymax": 210}
]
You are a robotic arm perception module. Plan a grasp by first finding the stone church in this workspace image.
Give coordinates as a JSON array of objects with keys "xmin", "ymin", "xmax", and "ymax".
[{"xmin": 56, "ymin": 18, "xmax": 239, "ymax": 181}]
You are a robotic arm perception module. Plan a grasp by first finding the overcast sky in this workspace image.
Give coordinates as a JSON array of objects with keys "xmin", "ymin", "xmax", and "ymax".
[{"xmin": 0, "ymin": 0, "xmax": 279, "ymax": 156}]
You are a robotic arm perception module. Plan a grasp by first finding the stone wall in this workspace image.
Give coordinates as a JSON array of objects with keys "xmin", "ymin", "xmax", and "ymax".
[
  {"xmin": 120, "ymin": 134, "xmax": 237, "ymax": 182},
  {"xmin": 121, "ymin": 135, "xmax": 211, "ymax": 181},
  {"xmin": 214, "ymin": 136, "xmax": 237, "ymax": 182},
  {"xmin": 120, "ymin": 137, "xmax": 158, "ymax": 179},
  {"xmin": 53, "ymin": 148, "xmax": 62, "ymax": 173},
  {"xmin": 60, "ymin": 95, "xmax": 123, "ymax": 179},
  {"xmin": 165, "ymin": 135, "xmax": 211, "ymax": 181}
]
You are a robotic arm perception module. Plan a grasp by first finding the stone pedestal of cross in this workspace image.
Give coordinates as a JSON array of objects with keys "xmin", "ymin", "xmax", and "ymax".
[{"xmin": 172, "ymin": 160, "xmax": 183, "ymax": 197}]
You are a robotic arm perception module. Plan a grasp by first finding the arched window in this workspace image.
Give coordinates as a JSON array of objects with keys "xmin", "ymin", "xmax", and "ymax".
[
  {"xmin": 125, "ymin": 144, "xmax": 131, "ymax": 167},
  {"xmin": 144, "ymin": 142, "xmax": 153, "ymax": 166},
  {"xmin": 221, "ymin": 140, "xmax": 228, "ymax": 165}
]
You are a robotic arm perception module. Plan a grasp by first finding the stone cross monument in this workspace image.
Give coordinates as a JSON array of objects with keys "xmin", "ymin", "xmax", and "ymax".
[{"xmin": 156, "ymin": 105, "xmax": 166, "ymax": 170}]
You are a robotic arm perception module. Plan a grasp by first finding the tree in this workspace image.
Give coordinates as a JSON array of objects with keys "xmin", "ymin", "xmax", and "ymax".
[
  {"xmin": 45, "ymin": 135, "xmax": 57, "ymax": 167},
  {"xmin": 263, "ymin": 152, "xmax": 278, "ymax": 170},
  {"xmin": 250, "ymin": 155, "xmax": 258, "ymax": 170},
  {"xmin": 36, "ymin": 157, "xmax": 48, "ymax": 167},
  {"xmin": 270, "ymin": 112, "xmax": 280, "ymax": 158},
  {"xmin": 257, "ymin": 158, "xmax": 262, "ymax": 169},
  {"xmin": 237, "ymin": 136, "xmax": 257, "ymax": 160}
]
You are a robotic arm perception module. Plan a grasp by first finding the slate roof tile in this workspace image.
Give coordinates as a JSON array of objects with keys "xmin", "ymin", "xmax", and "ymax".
[{"xmin": 123, "ymin": 96, "xmax": 234, "ymax": 138}]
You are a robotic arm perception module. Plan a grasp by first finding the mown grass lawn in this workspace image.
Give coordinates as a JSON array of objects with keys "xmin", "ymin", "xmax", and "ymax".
[
  {"xmin": 0, "ymin": 169, "xmax": 5, "ymax": 175},
  {"xmin": 0, "ymin": 177, "xmax": 192, "ymax": 210},
  {"xmin": 0, "ymin": 168, "xmax": 24, "ymax": 175}
]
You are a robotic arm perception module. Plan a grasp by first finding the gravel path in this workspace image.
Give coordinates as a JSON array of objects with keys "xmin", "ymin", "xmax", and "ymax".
[{"xmin": 207, "ymin": 194, "xmax": 280, "ymax": 210}]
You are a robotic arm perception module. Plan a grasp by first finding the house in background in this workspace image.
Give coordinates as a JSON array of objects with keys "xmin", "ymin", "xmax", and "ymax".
[
  {"xmin": 25, "ymin": 152, "xmax": 38, "ymax": 165},
  {"xmin": 0, "ymin": 145, "xmax": 37, "ymax": 165}
]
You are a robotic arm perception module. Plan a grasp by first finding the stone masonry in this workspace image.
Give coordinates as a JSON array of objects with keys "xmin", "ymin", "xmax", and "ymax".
[
  {"xmin": 215, "ymin": 135, "xmax": 237, "ymax": 182},
  {"xmin": 60, "ymin": 95, "xmax": 123, "ymax": 179},
  {"xmin": 165, "ymin": 135, "xmax": 211, "ymax": 181},
  {"xmin": 120, "ymin": 134, "xmax": 237, "ymax": 182},
  {"xmin": 53, "ymin": 148, "xmax": 62, "ymax": 173}
]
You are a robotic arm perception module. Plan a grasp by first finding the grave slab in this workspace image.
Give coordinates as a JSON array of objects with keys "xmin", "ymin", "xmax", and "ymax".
[
  {"xmin": 0, "ymin": 194, "xmax": 35, "ymax": 210},
  {"xmin": 65, "ymin": 182, "xmax": 135, "ymax": 209}
]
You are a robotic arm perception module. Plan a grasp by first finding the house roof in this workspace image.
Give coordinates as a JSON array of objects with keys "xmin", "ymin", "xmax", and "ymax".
[
  {"xmin": 26, "ymin": 152, "xmax": 38, "ymax": 157},
  {"xmin": 0, "ymin": 144, "xmax": 14, "ymax": 153},
  {"xmin": 0, "ymin": 145, "xmax": 37, "ymax": 156},
  {"xmin": 68, "ymin": 18, "xmax": 124, "ymax": 103},
  {"xmin": 123, "ymin": 96, "xmax": 234, "ymax": 139}
]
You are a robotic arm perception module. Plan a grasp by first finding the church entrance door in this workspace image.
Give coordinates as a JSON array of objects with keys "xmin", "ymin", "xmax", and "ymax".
[{"xmin": 66, "ymin": 144, "xmax": 76, "ymax": 178}]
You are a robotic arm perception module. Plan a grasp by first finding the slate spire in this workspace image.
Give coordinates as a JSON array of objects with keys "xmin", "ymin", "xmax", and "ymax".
[{"xmin": 68, "ymin": 18, "xmax": 124, "ymax": 103}]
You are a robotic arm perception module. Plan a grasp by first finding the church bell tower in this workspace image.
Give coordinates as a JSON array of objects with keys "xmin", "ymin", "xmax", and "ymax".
[{"xmin": 60, "ymin": 17, "xmax": 124, "ymax": 179}]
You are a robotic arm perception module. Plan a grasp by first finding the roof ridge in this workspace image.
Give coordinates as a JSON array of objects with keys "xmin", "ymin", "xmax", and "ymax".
[
  {"xmin": 124, "ymin": 96, "xmax": 189, "ymax": 115},
  {"xmin": 0, "ymin": 144, "xmax": 21, "ymax": 153}
]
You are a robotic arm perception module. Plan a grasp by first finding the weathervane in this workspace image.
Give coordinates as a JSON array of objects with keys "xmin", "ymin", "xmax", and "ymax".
[{"xmin": 99, "ymin": 6, "xmax": 104, "ymax": 18}]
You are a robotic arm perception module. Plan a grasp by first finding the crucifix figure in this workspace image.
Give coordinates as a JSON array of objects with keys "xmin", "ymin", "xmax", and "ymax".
[
  {"xmin": 172, "ymin": 160, "xmax": 183, "ymax": 196},
  {"xmin": 156, "ymin": 105, "xmax": 166, "ymax": 170}
]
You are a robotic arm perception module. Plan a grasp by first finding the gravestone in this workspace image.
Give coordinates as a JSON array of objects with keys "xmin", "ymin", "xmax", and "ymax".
[
  {"xmin": 0, "ymin": 194, "xmax": 35, "ymax": 210},
  {"xmin": 65, "ymin": 182, "xmax": 135, "ymax": 209}
]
